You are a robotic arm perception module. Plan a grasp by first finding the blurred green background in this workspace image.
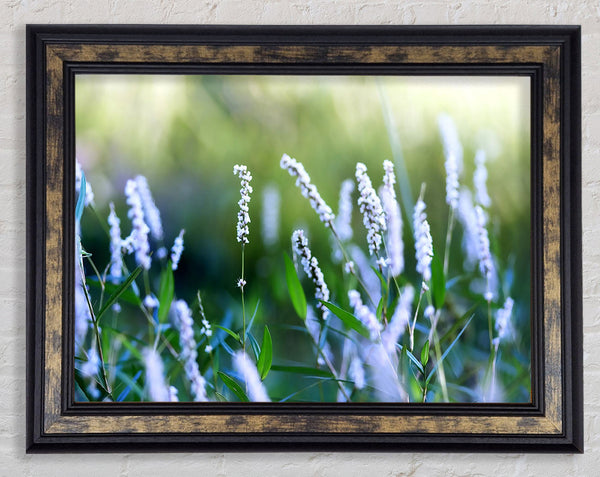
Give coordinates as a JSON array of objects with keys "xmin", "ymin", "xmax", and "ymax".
[{"xmin": 76, "ymin": 74, "xmax": 531, "ymax": 402}]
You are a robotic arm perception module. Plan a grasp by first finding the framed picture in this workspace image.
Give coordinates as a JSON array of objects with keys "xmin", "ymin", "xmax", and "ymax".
[{"xmin": 26, "ymin": 25, "xmax": 582, "ymax": 452}]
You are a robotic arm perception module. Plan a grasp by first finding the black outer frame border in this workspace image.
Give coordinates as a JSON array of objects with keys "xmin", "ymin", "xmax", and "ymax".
[{"xmin": 25, "ymin": 24, "xmax": 582, "ymax": 453}]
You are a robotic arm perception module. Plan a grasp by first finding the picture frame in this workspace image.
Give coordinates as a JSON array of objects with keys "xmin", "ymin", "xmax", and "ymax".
[{"xmin": 26, "ymin": 25, "xmax": 582, "ymax": 452}]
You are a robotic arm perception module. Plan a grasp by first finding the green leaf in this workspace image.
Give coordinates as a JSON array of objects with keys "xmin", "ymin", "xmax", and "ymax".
[
  {"xmin": 108, "ymin": 329, "xmax": 143, "ymax": 361},
  {"xmin": 96, "ymin": 266, "xmax": 143, "ymax": 321},
  {"xmin": 75, "ymin": 171, "xmax": 86, "ymax": 223},
  {"xmin": 87, "ymin": 279, "xmax": 142, "ymax": 306},
  {"xmin": 246, "ymin": 331, "xmax": 261, "ymax": 362},
  {"xmin": 395, "ymin": 344, "xmax": 424, "ymax": 374},
  {"xmin": 421, "ymin": 340, "xmax": 430, "ymax": 367},
  {"xmin": 431, "ymin": 253, "xmax": 446, "ymax": 309},
  {"xmin": 376, "ymin": 296, "xmax": 384, "ymax": 322},
  {"xmin": 256, "ymin": 326, "xmax": 273, "ymax": 380},
  {"xmin": 426, "ymin": 315, "xmax": 474, "ymax": 384},
  {"xmin": 372, "ymin": 266, "xmax": 389, "ymax": 295},
  {"xmin": 214, "ymin": 325, "xmax": 241, "ymax": 344},
  {"xmin": 320, "ymin": 301, "xmax": 370, "ymax": 339},
  {"xmin": 439, "ymin": 303, "xmax": 480, "ymax": 346},
  {"xmin": 217, "ymin": 371, "xmax": 249, "ymax": 402},
  {"xmin": 270, "ymin": 365, "xmax": 334, "ymax": 379},
  {"xmin": 284, "ymin": 253, "xmax": 307, "ymax": 320},
  {"xmin": 158, "ymin": 263, "xmax": 175, "ymax": 323}
]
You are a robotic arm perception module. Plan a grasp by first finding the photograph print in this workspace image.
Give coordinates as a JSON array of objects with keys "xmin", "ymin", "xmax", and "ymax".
[{"xmin": 73, "ymin": 73, "xmax": 531, "ymax": 404}]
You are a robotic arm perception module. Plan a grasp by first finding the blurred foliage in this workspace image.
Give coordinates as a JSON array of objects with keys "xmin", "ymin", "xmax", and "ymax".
[{"xmin": 75, "ymin": 74, "xmax": 531, "ymax": 403}]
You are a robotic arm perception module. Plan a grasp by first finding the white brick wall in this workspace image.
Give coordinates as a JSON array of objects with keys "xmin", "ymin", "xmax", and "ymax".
[{"xmin": 1, "ymin": 1, "xmax": 596, "ymax": 475}]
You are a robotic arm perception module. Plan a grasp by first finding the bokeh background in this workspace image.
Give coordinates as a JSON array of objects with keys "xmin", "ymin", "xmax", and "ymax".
[{"xmin": 76, "ymin": 74, "xmax": 531, "ymax": 402}]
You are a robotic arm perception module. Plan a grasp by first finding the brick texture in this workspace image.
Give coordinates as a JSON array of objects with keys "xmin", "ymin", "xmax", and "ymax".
[{"xmin": 0, "ymin": 1, "xmax": 595, "ymax": 475}]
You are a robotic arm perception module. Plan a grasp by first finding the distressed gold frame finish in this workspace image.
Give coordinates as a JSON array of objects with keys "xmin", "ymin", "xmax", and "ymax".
[{"xmin": 27, "ymin": 25, "xmax": 582, "ymax": 452}]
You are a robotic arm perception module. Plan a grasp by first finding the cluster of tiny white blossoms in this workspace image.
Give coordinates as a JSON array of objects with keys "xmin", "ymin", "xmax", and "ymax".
[
  {"xmin": 493, "ymin": 297, "xmax": 514, "ymax": 345},
  {"xmin": 233, "ymin": 164, "xmax": 253, "ymax": 244},
  {"xmin": 355, "ymin": 162, "xmax": 386, "ymax": 256},
  {"xmin": 107, "ymin": 202, "xmax": 123, "ymax": 284},
  {"xmin": 261, "ymin": 184, "xmax": 281, "ymax": 247},
  {"xmin": 134, "ymin": 175, "xmax": 163, "ymax": 241},
  {"xmin": 473, "ymin": 150, "xmax": 491, "ymax": 208},
  {"xmin": 380, "ymin": 160, "xmax": 404, "ymax": 276},
  {"xmin": 142, "ymin": 348, "xmax": 171, "ymax": 402},
  {"xmin": 438, "ymin": 114, "xmax": 462, "ymax": 209},
  {"xmin": 474, "ymin": 205, "xmax": 494, "ymax": 301},
  {"xmin": 280, "ymin": 153, "xmax": 335, "ymax": 226},
  {"xmin": 197, "ymin": 293, "xmax": 213, "ymax": 353},
  {"xmin": 170, "ymin": 229, "xmax": 185, "ymax": 270},
  {"xmin": 382, "ymin": 285, "xmax": 414, "ymax": 354},
  {"xmin": 348, "ymin": 289, "xmax": 382, "ymax": 341},
  {"xmin": 413, "ymin": 198, "xmax": 434, "ymax": 284},
  {"xmin": 75, "ymin": 160, "xmax": 95, "ymax": 207},
  {"xmin": 292, "ymin": 230, "xmax": 330, "ymax": 320},
  {"xmin": 233, "ymin": 351, "xmax": 270, "ymax": 402},
  {"xmin": 172, "ymin": 300, "xmax": 208, "ymax": 401},
  {"xmin": 335, "ymin": 179, "xmax": 355, "ymax": 242},
  {"xmin": 123, "ymin": 179, "xmax": 152, "ymax": 270}
]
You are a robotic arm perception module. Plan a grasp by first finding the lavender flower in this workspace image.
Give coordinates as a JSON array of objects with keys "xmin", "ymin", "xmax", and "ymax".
[
  {"xmin": 438, "ymin": 114, "xmax": 462, "ymax": 209},
  {"xmin": 172, "ymin": 300, "xmax": 208, "ymax": 402},
  {"xmin": 135, "ymin": 175, "xmax": 163, "ymax": 240},
  {"xmin": 75, "ymin": 160, "xmax": 95, "ymax": 207},
  {"xmin": 143, "ymin": 294, "xmax": 159, "ymax": 309},
  {"xmin": 349, "ymin": 355, "xmax": 365, "ymax": 390},
  {"xmin": 306, "ymin": 307, "xmax": 333, "ymax": 367},
  {"xmin": 142, "ymin": 348, "xmax": 171, "ymax": 402},
  {"xmin": 124, "ymin": 179, "xmax": 151, "ymax": 270},
  {"xmin": 456, "ymin": 189, "xmax": 480, "ymax": 270},
  {"xmin": 494, "ymin": 297, "xmax": 514, "ymax": 345},
  {"xmin": 475, "ymin": 205, "xmax": 494, "ymax": 300},
  {"xmin": 75, "ymin": 267, "xmax": 91, "ymax": 349},
  {"xmin": 233, "ymin": 351, "xmax": 270, "ymax": 402},
  {"xmin": 473, "ymin": 150, "xmax": 491, "ymax": 208},
  {"xmin": 292, "ymin": 230, "xmax": 330, "ymax": 320},
  {"xmin": 107, "ymin": 202, "xmax": 123, "ymax": 283},
  {"xmin": 424, "ymin": 305, "xmax": 435, "ymax": 319},
  {"xmin": 168, "ymin": 386, "xmax": 179, "ymax": 402},
  {"xmin": 380, "ymin": 161, "xmax": 404, "ymax": 276},
  {"xmin": 348, "ymin": 289, "xmax": 382, "ymax": 341},
  {"xmin": 79, "ymin": 347, "xmax": 99, "ymax": 379},
  {"xmin": 413, "ymin": 198, "xmax": 433, "ymax": 283},
  {"xmin": 335, "ymin": 179, "xmax": 355, "ymax": 241},
  {"xmin": 344, "ymin": 261, "xmax": 355, "ymax": 274},
  {"xmin": 261, "ymin": 184, "xmax": 280, "ymax": 247},
  {"xmin": 382, "ymin": 285, "xmax": 414, "ymax": 354},
  {"xmin": 233, "ymin": 164, "xmax": 253, "ymax": 244},
  {"xmin": 170, "ymin": 229, "xmax": 185, "ymax": 270},
  {"xmin": 79, "ymin": 347, "xmax": 100, "ymax": 399},
  {"xmin": 349, "ymin": 245, "xmax": 381, "ymax": 304},
  {"xmin": 280, "ymin": 153, "xmax": 335, "ymax": 226},
  {"xmin": 356, "ymin": 162, "xmax": 386, "ymax": 256}
]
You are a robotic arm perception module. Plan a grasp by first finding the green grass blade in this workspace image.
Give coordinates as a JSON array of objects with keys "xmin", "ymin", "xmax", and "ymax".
[
  {"xmin": 214, "ymin": 325, "xmax": 241, "ymax": 344},
  {"xmin": 427, "ymin": 315, "xmax": 474, "ymax": 384},
  {"xmin": 270, "ymin": 365, "xmax": 333, "ymax": 379},
  {"xmin": 96, "ymin": 266, "xmax": 143, "ymax": 321},
  {"xmin": 158, "ymin": 263, "xmax": 174, "ymax": 323},
  {"xmin": 431, "ymin": 253, "xmax": 446, "ymax": 309},
  {"xmin": 256, "ymin": 326, "xmax": 272, "ymax": 380},
  {"xmin": 217, "ymin": 371, "xmax": 249, "ymax": 402},
  {"xmin": 284, "ymin": 253, "xmax": 307, "ymax": 320},
  {"xmin": 75, "ymin": 171, "xmax": 86, "ymax": 223}
]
